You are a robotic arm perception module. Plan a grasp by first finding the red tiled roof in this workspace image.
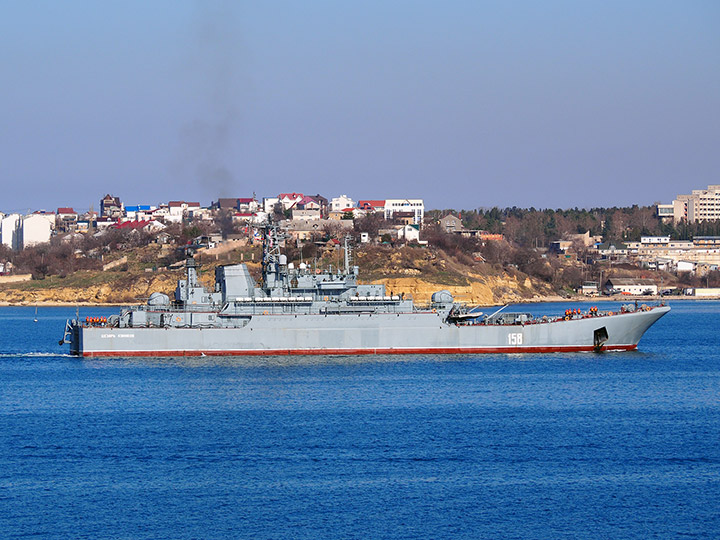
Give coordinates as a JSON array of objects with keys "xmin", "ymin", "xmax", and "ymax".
[
  {"xmin": 358, "ymin": 200, "xmax": 385, "ymax": 209},
  {"xmin": 57, "ymin": 207, "xmax": 75, "ymax": 214},
  {"xmin": 115, "ymin": 220, "xmax": 151, "ymax": 230},
  {"xmin": 237, "ymin": 198, "xmax": 255, "ymax": 204},
  {"xmin": 279, "ymin": 192, "xmax": 303, "ymax": 200}
]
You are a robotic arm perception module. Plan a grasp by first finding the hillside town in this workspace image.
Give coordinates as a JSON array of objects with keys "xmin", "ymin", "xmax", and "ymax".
[
  {"xmin": 2, "ymin": 185, "xmax": 720, "ymax": 300},
  {"xmin": 1, "ymin": 194, "xmax": 425, "ymax": 249}
]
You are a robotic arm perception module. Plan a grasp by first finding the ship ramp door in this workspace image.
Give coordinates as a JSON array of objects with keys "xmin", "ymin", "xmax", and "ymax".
[{"xmin": 593, "ymin": 326, "xmax": 609, "ymax": 352}]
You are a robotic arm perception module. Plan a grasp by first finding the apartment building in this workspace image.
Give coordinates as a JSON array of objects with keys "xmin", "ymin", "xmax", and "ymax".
[
  {"xmin": 383, "ymin": 199, "xmax": 424, "ymax": 226},
  {"xmin": 658, "ymin": 185, "xmax": 720, "ymax": 223},
  {"xmin": 626, "ymin": 235, "xmax": 720, "ymax": 270},
  {"xmin": 1, "ymin": 214, "xmax": 21, "ymax": 250}
]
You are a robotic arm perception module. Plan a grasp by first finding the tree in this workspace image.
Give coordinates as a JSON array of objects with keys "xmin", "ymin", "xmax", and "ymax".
[
  {"xmin": 354, "ymin": 213, "xmax": 389, "ymax": 238},
  {"xmin": 322, "ymin": 221, "xmax": 344, "ymax": 240},
  {"xmin": 480, "ymin": 240, "xmax": 512, "ymax": 266}
]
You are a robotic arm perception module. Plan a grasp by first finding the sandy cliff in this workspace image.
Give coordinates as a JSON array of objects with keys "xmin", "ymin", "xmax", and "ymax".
[
  {"xmin": 0, "ymin": 273, "xmax": 181, "ymax": 305},
  {"xmin": 0, "ymin": 271, "xmax": 552, "ymax": 306},
  {"xmin": 374, "ymin": 274, "xmax": 552, "ymax": 305}
]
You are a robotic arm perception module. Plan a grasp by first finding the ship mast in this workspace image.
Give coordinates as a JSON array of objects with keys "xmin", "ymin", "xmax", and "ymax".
[
  {"xmin": 261, "ymin": 220, "xmax": 288, "ymax": 292},
  {"xmin": 343, "ymin": 235, "xmax": 353, "ymax": 275},
  {"xmin": 261, "ymin": 221, "xmax": 282, "ymax": 278}
]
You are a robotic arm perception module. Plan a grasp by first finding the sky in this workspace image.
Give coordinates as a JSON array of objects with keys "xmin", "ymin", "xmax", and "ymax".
[{"xmin": 1, "ymin": 0, "xmax": 718, "ymax": 213}]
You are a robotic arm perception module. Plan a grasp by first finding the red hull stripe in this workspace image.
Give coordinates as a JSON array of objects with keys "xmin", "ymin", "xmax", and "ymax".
[{"xmin": 82, "ymin": 344, "xmax": 638, "ymax": 357}]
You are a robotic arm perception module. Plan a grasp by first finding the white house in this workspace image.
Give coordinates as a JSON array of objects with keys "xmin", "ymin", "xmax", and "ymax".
[
  {"xmin": 233, "ymin": 211, "xmax": 267, "ymax": 225},
  {"xmin": 151, "ymin": 206, "xmax": 171, "ymax": 221},
  {"xmin": 398, "ymin": 224, "xmax": 427, "ymax": 244},
  {"xmin": 95, "ymin": 217, "xmax": 118, "ymax": 230},
  {"xmin": 330, "ymin": 195, "xmax": 355, "ymax": 213},
  {"xmin": 189, "ymin": 207, "xmax": 213, "ymax": 221},
  {"xmin": 357, "ymin": 200, "xmax": 386, "ymax": 214},
  {"xmin": 278, "ymin": 193, "xmax": 304, "ymax": 210},
  {"xmin": 166, "ymin": 201, "xmax": 201, "ymax": 223},
  {"xmin": 263, "ymin": 197, "xmax": 280, "ymax": 213},
  {"xmin": 237, "ymin": 198, "xmax": 260, "ymax": 213},
  {"xmin": 125, "ymin": 205, "xmax": 157, "ymax": 221}
]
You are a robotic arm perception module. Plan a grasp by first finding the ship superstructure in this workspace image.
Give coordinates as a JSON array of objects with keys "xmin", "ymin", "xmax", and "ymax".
[{"xmin": 61, "ymin": 223, "xmax": 669, "ymax": 357}]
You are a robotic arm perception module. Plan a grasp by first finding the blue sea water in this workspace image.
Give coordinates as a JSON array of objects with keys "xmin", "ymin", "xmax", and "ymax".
[{"xmin": 0, "ymin": 302, "xmax": 718, "ymax": 539}]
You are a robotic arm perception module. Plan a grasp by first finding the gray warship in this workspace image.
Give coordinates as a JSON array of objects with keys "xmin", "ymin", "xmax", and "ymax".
[{"xmin": 61, "ymin": 224, "xmax": 669, "ymax": 357}]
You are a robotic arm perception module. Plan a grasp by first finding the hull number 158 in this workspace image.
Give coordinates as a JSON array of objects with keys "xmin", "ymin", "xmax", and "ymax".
[{"xmin": 508, "ymin": 333, "xmax": 523, "ymax": 345}]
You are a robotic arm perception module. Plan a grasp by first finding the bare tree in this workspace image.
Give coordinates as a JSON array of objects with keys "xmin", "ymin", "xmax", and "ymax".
[{"xmin": 322, "ymin": 221, "xmax": 343, "ymax": 239}]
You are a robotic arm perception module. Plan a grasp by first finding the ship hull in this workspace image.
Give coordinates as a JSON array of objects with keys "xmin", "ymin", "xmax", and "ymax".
[{"xmin": 73, "ymin": 305, "xmax": 669, "ymax": 357}]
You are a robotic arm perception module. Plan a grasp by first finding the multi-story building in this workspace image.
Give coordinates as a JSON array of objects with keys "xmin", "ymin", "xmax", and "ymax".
[
  {"xmin": 1, "ymin": 214, "xmax": 21, "ymax": 250},
  {"xmin": 305, "ymin": 194, "xmax": 328, "ymax": 217},
  {"xmin": 237, "ymin": 198, "xmax": 260, "ymax": 213},
  {"xmin": 383, "ymin": 199, "xmax": 424, "ymax": 226},
  {"xmin": 625, "ymin": 235, "xmax": 720, "ymax": 271},
  {"xmin": 125, "ymin": 205, "xmax": 158, "ymax": 221},
  {"xmin": 167, "ymin": 201, "xmax": 200, "ymax": 223},
  {"xmin": 19, "ymin": 214, "xmax": 53, "ymax": 249},
  {"xmin": 56, "ymin": 207, "xmax": 79, "ymax": 232},
  {"xmin": 693, "ymin": 236, "xmax": 720, "ymax": 247},
  {"xmin": 100, "ymin": 194, "xmax": 123, "ymax": 218},
  {"xmin": 659, "ymin": 185, "xmax": 720, "ymax": 223},
  {"xmin": 263, "ymin": 197, "xmax": 280, "ymax": 214},
  {"xmin": 330, "ymin": 195, "xmax": 355, "ymax": 213}
]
